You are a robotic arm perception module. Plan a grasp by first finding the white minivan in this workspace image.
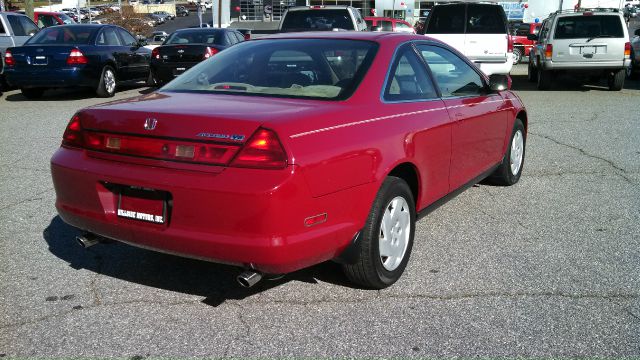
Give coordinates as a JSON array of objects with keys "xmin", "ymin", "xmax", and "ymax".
[{"xmin": 419, "ymin": 3, "xmax": 514, "ymax": 75}]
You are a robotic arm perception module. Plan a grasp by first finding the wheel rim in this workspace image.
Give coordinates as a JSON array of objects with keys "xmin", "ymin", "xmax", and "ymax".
[
  {"xmin": 379, "ymin": 196, "xmax": 410, "ymax": 271},
  {"xmin": 510, "ymin": 130, "xmax": 524, "ymax": 176},
  {"xmin": 514, "ymin": 49, "xmax": 522, "ymax": 64},
  {"xmin": 104, "ymin": 69, "xmax": 116, "ymax": 94}
]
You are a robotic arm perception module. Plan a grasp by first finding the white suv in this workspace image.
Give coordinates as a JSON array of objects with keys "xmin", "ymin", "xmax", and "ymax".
[{"xmin": 419, "ymin": 3, "xmax": 514, "ymax": 76}]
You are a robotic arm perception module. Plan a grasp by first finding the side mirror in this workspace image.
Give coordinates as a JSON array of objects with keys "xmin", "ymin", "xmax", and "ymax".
[
  {"xmin": 635, "ymin": 28, "xmax": 640, "ymax": 37},
  {"xmin": 489, "ymin": 74, "xmax": 511, "ymax": 91},
  {"xmin": 527, "ymin": 33, "xmax": 538, "ymax": 41}
]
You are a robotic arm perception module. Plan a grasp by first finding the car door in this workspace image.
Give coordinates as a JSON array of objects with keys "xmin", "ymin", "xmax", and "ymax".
[
  {"xmin": 382, "ymin": 44, "xmax": 452, "ymax": 206},
  {"xmin": 97, "ymin": 26, "xmax": 128, "ymax": 79},
  {"xmin": 416, "ymin": 44, "xmax": 508, "ymax": 190},
  {"xmin": 117, "ymin": 27, "xmax": 149, "ymax": 80}
]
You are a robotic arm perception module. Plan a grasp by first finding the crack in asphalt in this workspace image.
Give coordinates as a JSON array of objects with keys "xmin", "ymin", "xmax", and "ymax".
[
  {"xmin": 223, "ymin": 303, "xmax": 253, "ymax": 357},
  {"xmin": 88, "ymin": 254, "xmax": 104, "ymax": 306},
  {"xmin": 0, "ymin": 187, "xmax": 53, "ymax": 213},
  {"xmin": 606, "ymin": 298, "xmax": 640, "ymax": 322},
  {"xmin": 528, "ymin": 132, "xmax": 636, "ymax": 186}
]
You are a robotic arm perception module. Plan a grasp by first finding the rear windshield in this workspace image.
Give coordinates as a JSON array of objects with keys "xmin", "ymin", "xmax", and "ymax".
[
  {"xmin": 162, "ymin": 39, "xmax": 378, "ymax": 100},
  {"xmin": 554, "ymin": 15, "xmax": 624, "ymax": 39},
  {"xmin": 27, "ymin": 26, "xmax": 96, "ymax": 44},
  {"xmin": 466, "ymin": 4, "xmax": 507, "ymax": 34},
  {"xmin": 425, "ymin": 4, "xmax": 465, "ymax": 34},
  {"xmin": 281, "ymin": 10, "xmax": 355, "ymax": 31},
  {"xmin": 165, "ymin": 30, "xmax": 223, "ymax": 45}
]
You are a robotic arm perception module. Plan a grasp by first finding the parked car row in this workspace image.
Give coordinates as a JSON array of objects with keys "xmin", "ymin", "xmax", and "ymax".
[{"xmin": 2, "ymin": 23, "xmax": 245, "ymax": 98}]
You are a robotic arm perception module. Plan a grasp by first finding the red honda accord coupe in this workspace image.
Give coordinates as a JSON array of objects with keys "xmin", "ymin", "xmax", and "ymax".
[{"xmin": 51, "ymin": 32, "xmax": 527, "ymax": 289}]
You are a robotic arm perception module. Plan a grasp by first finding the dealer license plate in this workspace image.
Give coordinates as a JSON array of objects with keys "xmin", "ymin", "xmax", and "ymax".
[{"xmin": 117, "ymin": 187, "xmax": 167, "ymax": 224}]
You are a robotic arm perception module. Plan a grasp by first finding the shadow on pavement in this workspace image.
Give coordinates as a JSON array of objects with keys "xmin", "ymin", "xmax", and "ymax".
[
  {"xmin": 510, "ymin": 72, "xmax": 640, "ymax": 92},
  {"xmin": 43, "ymin": 216, "xmax": 355, "ymax": 306},
  {"xmin": 3, "ymin": 84, "xmax": 149, "ymax": 102}
]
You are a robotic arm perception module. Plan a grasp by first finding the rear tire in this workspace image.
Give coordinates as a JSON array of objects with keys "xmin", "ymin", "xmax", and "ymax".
[
  {"xmin": 608, "ymin": 69, "xmax": 625, "ymax": 91},
  {"xmin": 21, "ymin": 88, "xmax": 45, "ymax": 99},
  {"xmin": 146, "ymin": 70, "xmax": 158, "ymax": 87},
  {"xmin": 513, "ymin": 47, "xmax": 523, "ymax": 65},
  {"xmin": 343, "ymin": 176, "xmax": 415, "ymax": 289},
  {"xmin": 96, "ymin": 66, "xmax": 117, "ymax": 98},
  {"xmin": 527, "ymin": 57, "xmax": 538, "ymax": 83},
  {"xmin": 487, "ymin": 118, "xmax": 526, "ymax": 186},
  {"xmin": 537, "ymin": 68, "xmax": 552, "ymax": 90}
]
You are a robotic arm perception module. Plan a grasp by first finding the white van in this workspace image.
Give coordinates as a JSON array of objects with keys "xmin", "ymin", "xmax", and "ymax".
[{"xmin": 419, "ymin": 3, "xmax": 514, "ymax": 75}]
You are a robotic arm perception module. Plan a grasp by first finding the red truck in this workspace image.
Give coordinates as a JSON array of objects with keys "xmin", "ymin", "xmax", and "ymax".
[{"xmin": 511, "ymin": 22, "xmax": 541, "ymax": 64}]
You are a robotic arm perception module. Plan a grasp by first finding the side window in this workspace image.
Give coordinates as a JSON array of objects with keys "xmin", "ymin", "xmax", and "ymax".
[
  {"xmin": 235, "ymin": 32, "xmax": 244, "ymax": 43},
  {"xmin": 418, "ymin": 45, "xmax": 485, "ymax": 97},
  {"xmin": 97, "ymin": 28, "xmax": 121, "ymax": 46},
  {"xmin": 117, "ymin": 28, "xmax": 137, "ymax": 46},
  {"xmin": 384, "ymin": 46, "xmax": 437, "ymax": 102},
  {"xmin": 19, "ymin": 16, "xmax": 39, "ymax": 35},
  {"xmin": 225, "ymin": 32, "xmax": 236, "ymax": 45},
  {"xmin": 539, "ymin": 20, "xmax": 550, "ymax": 41},
  {"xmin": 425, "ymin": 4, "xmax": 465, "ymax": 34},
  {"xmin": 0, "ymin": 18, "xmax": 6, "ymax": 34},
  {"xmin": 37, "ymin": 14, "xmax": 58, "ymax": 28},
  {"xmin": 7, "ymin": 15, "xmax": 26, "ymax": 36}
]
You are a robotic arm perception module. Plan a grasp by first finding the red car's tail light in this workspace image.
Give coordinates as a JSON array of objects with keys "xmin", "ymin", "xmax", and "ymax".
[
  {"xmin": 507, "ymin": 35, "xmax": 513, "ymax": 53},
  {"xmin": 83, "ymin": 132, "xmax": 240, "ymax": 165},
  {"xmin": 62, "ymin": 114, "xmax": 84, "ymax": 148},
  {"xmin": 67, "ymin": 48, "xmax": 88, "ymax": 65},
  {"xmin": 625, "ymin": 42, "xmax": 631, "ymax": 58},
  {"xmin": 203, "ymin": 47, "xmax": 219, "ymax": 59},
  {"xmin": 545, "ymin": 44, "xmax": 553, "ymax": 58},
  {"xmin": 231, "ymin": 128, "xmax": 287, "ymax": 169},
  {"xmin": 4, "ymin": 49, "xmax": 15, "ymax": 67},
  {"xmin": 151, "ymin": 47, "xmax": 160, "ymax": 59}
]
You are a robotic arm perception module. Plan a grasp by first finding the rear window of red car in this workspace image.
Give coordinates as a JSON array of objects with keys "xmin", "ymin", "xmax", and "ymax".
[{"xmin": 162, "ymin": 39, "xmax": 378, "ymax": 101}]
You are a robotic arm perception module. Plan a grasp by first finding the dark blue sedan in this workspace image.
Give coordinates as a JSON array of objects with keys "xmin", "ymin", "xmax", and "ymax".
[{"xmin": 4, "ymin": 24, "xmax": 152, "ymax": 98}]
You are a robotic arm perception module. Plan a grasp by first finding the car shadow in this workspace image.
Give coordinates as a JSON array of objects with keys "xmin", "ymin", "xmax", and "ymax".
[
  {"xmin": 510, "ymin": 72, "xmax": 639, "ymax": 92},
  {"xmin": 43, "ymin": 216, "xmax": 355, "ymax": 306},
  {"xmin": 3, "ymin": 83, "xmax": 149, "ymax": 102}
]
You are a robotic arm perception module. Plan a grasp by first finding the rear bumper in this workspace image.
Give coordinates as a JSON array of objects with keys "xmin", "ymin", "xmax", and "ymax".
[
  {"xmin": 471, "ymin": 56, "xmax": 514, "ymax": 75},
  {"xmin": 541, "ymin": 59, "xmax": 631, "ymax": 71},
  {"xmin": 4, "ymin": 66, "xmax": 98, "ymax": 88},
  {"xmin": 151, "ymin": 62, "xmax": 198, "ymax": 83},
  {"xmin": 51, "ymin": 147, "xmax": 371, "ymax": 274}
]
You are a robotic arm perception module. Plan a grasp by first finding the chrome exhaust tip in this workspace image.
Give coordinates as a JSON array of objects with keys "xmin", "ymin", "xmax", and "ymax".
[
  {"xmin": 75, "ymin": 233, "xmax": 101, "ymax": 249},
  {"xmin": 237, "ymin": 270, "xmax": 262, "ymax": 288}
]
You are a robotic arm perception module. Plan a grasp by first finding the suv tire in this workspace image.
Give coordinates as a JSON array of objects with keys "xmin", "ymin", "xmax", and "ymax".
[
  {"xmin": 537, "ymin": 69, "xmax": 552, "ymax": 90},
  {"xmin": 608, "ymin": 69, "xmax": 625, "ymax": 91},
  {"xmin": 527, "ymin": 57, "xmax": 537, "ymax": 82}
]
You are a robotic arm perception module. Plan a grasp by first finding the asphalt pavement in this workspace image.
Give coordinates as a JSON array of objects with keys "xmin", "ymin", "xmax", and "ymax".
[{"xmin": 0, "ymin": 65, "xmax": 638, "ymax": 357}]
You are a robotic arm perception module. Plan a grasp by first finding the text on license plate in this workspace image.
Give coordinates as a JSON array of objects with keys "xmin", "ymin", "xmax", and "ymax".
[{"xmin": 117, "ymin": 187, "xmax": 167, "ymax": 224}]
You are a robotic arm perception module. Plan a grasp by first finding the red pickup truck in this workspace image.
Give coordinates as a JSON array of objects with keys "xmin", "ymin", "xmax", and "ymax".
[{"xmin": 512, "ymin": 22, "xmax": 541, "ymax": 64}]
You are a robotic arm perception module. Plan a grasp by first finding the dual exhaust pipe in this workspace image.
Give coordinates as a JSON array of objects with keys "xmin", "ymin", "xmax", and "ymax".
[{"xmin": 76, "ymin": 232, "xmax": 266, "ymax": 288}]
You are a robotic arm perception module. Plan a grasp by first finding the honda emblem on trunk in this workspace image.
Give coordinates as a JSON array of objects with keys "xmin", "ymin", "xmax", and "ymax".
[{"xmin": 144, "ymin": 118, "xmax": 158, "ymax": 130}]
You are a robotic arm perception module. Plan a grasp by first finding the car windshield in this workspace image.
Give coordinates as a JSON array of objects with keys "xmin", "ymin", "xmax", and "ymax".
[
  {"xmin": 162, "ymin": 39, "xmax": 378, "ymax": 100},
  {"xmin": 26, "ymin": 26, "xmax": 96, "ymax": 44},
  {"xmin": 554, "ymin": 15, "xmax": 624, "ymax": 39},
  {"xmin": 281, "ymin": 10, "xmax": 355, "ymax": 31},
  {"xmin": 165, "ymin": 30, "xmax": 224, "ymax": 44}
]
